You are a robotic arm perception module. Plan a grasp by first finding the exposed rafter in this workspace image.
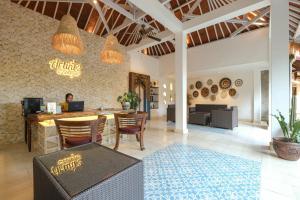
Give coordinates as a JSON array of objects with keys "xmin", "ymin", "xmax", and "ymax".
[
  {"xmin": 183, "ymin": 0, "xmax": 270, "ymax": 33},
  {"xmin": 87, "ymin": 0, "xmax": 110, "ymax": 32},
  {"xmin": 231, "ymin": 7, "xmax": 270, "ymax": 37}
]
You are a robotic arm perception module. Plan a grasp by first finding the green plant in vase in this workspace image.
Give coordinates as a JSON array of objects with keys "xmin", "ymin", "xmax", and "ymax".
[
  {"xmin": 272, "ymin": 95, "xmax": 300, "ymax": 161},
  {"xmin": 117, "ymin": 91, "xmax": 140, "ymax": 110}
]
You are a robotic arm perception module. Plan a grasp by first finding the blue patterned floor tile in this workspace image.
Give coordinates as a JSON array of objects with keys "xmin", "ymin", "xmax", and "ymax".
[{"xmin": 144, "ymin": 144, "xmax": 261, "ymax": 200}]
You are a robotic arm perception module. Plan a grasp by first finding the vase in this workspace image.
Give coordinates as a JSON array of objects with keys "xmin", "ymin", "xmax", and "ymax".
[
  {"xmin": 122, "ymin": 102, "xmax": 130, "ymax": 110},
  {"xmin": 273, "ymin": 137, "xmax": 300, "ymax": 161}
]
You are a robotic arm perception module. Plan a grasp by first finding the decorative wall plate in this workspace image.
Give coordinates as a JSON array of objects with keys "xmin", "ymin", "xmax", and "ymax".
[
  {"xmin": 211, "ymin": 84, "xmax": 218, "ymax": 94},
  {"xmin": 207, "ymin": 79, "xmax": 213, "ymax": 86},
  {"xmin": 189, "ymin": 84, "xmax": 194, "ymax": 90},
  {"xmin": 193, "ymin": 91, "xmax": 199, "ymax": 98},
  {"xmin": 219, "ymin": 78, "xmax": 232, "ymax": 89},
  {"xmin": 195, "ymin": 81, "xmax": 202, "ymax": 89},
  {"xmin": 210, "ymin": 95, "xmax": 216, "ymax": 101},
  {"xmin": 221, "ymin": 90, "xmax": 228, "ymax": 99},
  {"xmin": 229, "ymin": 88, "xmax": 237, "ymax": 97},
  {"xmin": 235, "ymin": 79, "xmax": 243, "ymax": 87},
  {"xmin": 201, "ymin": 87, "xmax": 209, "ymax": 97}
]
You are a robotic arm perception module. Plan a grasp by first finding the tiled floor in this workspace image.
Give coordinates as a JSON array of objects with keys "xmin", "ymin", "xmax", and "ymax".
[{"xmin": 1, "ymin": 118, "xmax": 300, "ymax": 200}]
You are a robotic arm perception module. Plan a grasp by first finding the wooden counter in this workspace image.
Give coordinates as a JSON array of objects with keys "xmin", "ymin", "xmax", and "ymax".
[
  {"xmin": 27, "ymin": 110, "xmax": 99, "ymax": 122},
  {"xmin": 25, "ymin": 109, "xmax": 134, "ymax": 152}
]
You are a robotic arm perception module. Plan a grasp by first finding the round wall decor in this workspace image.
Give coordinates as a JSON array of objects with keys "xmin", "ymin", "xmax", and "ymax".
[
  {"xmin": 193, "ymin": 91, "xmax": 199, "ymax": 98},
  {"xmin": 229, "ymin": 88, "xmax": 237, "ymax": 97},
  {"xmin": 219, "ymin": 78, "xmax": 232, "ymax": 89},
  {"xmin": 210, "ymin": 95, "xmax": 216, "ymax": 101},
  {"xmin": 211, "ymin": 84, "xmax": 218, "ymax": 94},
  {"xmin": 207, "ymin": 79, "xmax": 213, "ymax": 86},
  {"xmin": 201, "ymin": 87, "xmax": 209, "ymax": 97},
  {"xmin": 189, "ymin": 84, "xmax": 194, "ymax": 90},
  {"xmin": 195, "ymin": 81, "xmax": 202, "ymax": 89},
  {"xmin": 235, "ymin": 79, "xmax": 243, "ymax": 87},
  {"xmin": 221, "ymin": 90, "xmax": 228, "ymax": 99}
]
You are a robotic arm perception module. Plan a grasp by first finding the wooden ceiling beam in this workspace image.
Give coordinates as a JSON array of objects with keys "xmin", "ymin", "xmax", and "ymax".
[
  {"xmin": 183, "ymin": 0, "xmax": 270, "ymax": 33},
  {"xmin": 230, "ymin": 7, "xmax": 270, "ymax": 37},
  {"xmin": 87, "ymin": 0, "xmax": 110, "ymax": 32},
  {"xmin": 76, "ymin": 3, "xmax": 84, "ymax": 22},
  {"xmin": 34, "ymin": 1, "xmax": 39, "ymax": 11},
  {"xmin": 33, "ymin": 0, "xmax": 83, "ymax": 2},
  {"xmin": 165, "ymin": 41, "xmax": 172, "ymax": 53}
]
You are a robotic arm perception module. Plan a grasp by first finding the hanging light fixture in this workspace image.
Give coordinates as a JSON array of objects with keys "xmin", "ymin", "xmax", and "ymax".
[
  {"xmin": 290, "ymin": 42, "xmax": 300, "ymax": 57},
  {"xmin": 100, "ymin": 34, "xmax": 124, "ymax": 64},
  {"xmin": 52, "ymin": 14, "xmax": 84, "ymax": 55}
]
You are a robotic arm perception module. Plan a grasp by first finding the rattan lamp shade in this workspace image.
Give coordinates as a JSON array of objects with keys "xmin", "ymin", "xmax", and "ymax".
[
  {"xmin": 100, "ymin": 34, "xmax": 123, "ymax": 64},
  {"xmin": 52, "ymin": 15, "xmax": 84, "ymax": 55},
  {"xmin": 290, "ymin": 42, "xmax": 300, "ymax": 57}
]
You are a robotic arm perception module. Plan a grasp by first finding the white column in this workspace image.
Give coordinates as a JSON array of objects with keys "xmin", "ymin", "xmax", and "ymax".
[
  {"xmin": 253, "ymin": 69, "xmax": 261, "ymax": 123},
  {"xmin": 269, "ymin": 0, "xmax": 290, "ymax": 137},
  {"xmin": 175, "ymin": 31, "xmax": 188, "ymax": 134}
]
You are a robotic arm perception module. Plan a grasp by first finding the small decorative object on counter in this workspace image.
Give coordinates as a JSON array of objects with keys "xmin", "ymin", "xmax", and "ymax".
[
  {"xmin": 193, "ymin": 91, "xmax": 199, "ymax": 98},
  {"xmin": 235, "ymin": 79, "xmax": 243, "ymax": 87},
  {"xmin": 195, "ymin": 81, "xmax": 202, "ymax": 89},
  {"xmin": 211, "ymin": 84, "xmax": 218, "ymax": 94},
  {"xmin": 219, "ymin": 78, "xmax": 232, "ymax": 89},
  {"xmin": 207, "ymin": 79, "xmax": 213, "ymax": 86},
  {"xmin": 229, "ymin": 88, "xmax": 237, "ymax": 97},
  {"xmin": 201, "ymin": 87, "xmax": 209, "ymax": 97}
]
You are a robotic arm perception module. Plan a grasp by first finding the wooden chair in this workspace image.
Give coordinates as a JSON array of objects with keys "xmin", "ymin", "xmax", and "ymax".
[
  {"xmin": 114, "ymin": 112, "xmax": 147, "ymax": 151},
  {"xmin": 55, "ymin": 115, "xmax": 107, "ymax": 150}
]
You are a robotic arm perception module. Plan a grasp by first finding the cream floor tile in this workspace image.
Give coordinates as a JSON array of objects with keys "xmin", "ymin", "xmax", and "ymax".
[{"xmin": 0, "ymin": 119, "xmax": 299, "ymax": 200}]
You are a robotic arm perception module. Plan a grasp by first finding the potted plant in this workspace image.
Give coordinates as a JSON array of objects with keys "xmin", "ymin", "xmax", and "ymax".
[
  {"xmin": 117, "ymin": 91, "xmax": 140, "ymax": 110},
  {"xmin": 272, "ymin": 95, "xmax": 300, "ymax": 161}
]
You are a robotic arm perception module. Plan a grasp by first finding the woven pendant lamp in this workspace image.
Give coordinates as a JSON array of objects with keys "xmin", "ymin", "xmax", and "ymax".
[
  {"xmin": 100, "ymin": 34, "xmax": 123, "ymax": 64},
  {"xmin": 52, "ymin": 14, "xmax": 84, "ymax": 55},
  {"xmin": 290, "ymin": 42, "xmax": 300, "ymax": 57}
]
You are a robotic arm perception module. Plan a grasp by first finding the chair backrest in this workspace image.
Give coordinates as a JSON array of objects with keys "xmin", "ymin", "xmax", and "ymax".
[
  {"xmin": 55, "ymin": 115, "xmax": 106, "ymax": 148},
  {"xmin": 114, "ymin": 112, "xmax": 147, "ymax": 130}
]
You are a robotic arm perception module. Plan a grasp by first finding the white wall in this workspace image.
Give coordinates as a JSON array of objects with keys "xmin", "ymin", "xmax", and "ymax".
[
  {"xmin": 129, "ymin": 51, "xmax": 160, "ymax": 79},
  {"xmin": 159, "ymin": 27, "xmax": 269, "ymax": 77},
  {"xmin": 130, "ymin": 28, "xmax": 269, "ymax": 120},
  {"xmin": 157, "ymin": 28, "xmax": 269, "ymax": 120}
]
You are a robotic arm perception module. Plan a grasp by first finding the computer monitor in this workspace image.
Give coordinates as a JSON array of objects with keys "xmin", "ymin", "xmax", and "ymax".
[
  {"xmin": 22, "ymin": 98, "xmax": 43, "ymax": 116},
  {"xmin": 68, "ymin": 101, "xmax": 84, "ymax": 112}
]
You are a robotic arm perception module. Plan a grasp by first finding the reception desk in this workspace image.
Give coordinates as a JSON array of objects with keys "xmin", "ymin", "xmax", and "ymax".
[{"xmin": 25, "ymin": 109, "xmax": 131, "ymax": 152}]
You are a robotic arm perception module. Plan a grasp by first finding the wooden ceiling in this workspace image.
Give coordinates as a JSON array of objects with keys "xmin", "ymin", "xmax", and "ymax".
[{"xmin": 11, "ymin": 0, "xmax": 300, "ymax": 57}]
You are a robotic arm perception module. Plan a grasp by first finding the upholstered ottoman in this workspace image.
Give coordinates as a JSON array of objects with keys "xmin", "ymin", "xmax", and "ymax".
[{"xmin": 33, "ymin": 143, "xmax": 143, "ymax": 200}]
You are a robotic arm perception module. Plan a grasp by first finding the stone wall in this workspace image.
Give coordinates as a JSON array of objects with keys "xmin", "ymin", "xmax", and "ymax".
[{"xmin": 0, "ymin": 1, "xmax": 130, "ymax": 144}]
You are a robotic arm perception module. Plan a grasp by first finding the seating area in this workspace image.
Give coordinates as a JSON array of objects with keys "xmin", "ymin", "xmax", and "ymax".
[
  {"xmin": 167, "ymin": 104, "xmax": 238, "ymax": 129},
  {"xmin": 1, "ymin": 0, "xmax": 300, "ymax": 200}
]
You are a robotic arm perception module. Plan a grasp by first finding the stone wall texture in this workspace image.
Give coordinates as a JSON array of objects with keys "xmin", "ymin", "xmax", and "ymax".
[{"xmin": 0, "ymin": 1, "xmax": 130, "ymax": 144}]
